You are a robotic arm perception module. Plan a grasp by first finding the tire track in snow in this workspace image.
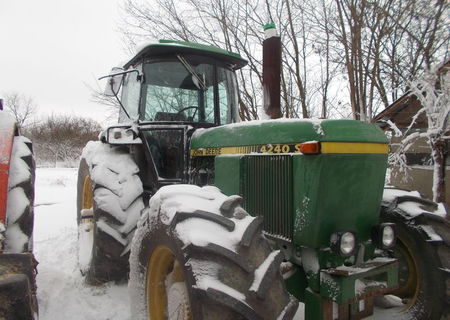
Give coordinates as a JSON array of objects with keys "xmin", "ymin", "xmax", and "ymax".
[{"xmin": 33, "ymin": 168, "xmax": 131, "ymax": 320}]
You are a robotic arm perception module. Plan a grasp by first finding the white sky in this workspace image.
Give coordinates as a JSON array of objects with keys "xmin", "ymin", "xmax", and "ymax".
[{"xmin": 0, "ymin": 0, "xmax": 128, "ymax": 126}]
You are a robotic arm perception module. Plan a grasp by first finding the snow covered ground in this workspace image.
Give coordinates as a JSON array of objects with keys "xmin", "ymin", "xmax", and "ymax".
[
  {"xmin": 34, "ymin": 168, "xmax": 131, "ymax": 320},
  {"xmin": 32, "ymin": 167, "xmax": 304, "ymax": 319}
]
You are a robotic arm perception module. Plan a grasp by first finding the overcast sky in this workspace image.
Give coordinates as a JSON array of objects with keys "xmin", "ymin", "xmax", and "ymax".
[{"xmin": 0, "ymin": 0, "xmax": 128, "ymax": 125}]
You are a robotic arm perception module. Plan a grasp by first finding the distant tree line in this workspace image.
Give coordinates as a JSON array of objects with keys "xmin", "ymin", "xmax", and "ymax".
[
  {"xmin": 2, "ymin": 92, "xmax": 102, "ymax": 166},
  {"xmin": 23, "ymin": 115, "xmax": 102, "ymax": 166}
]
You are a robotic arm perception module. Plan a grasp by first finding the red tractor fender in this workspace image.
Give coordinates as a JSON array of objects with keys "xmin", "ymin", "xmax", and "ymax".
[{"xmin": 0, "ymin": 114, "xmax": 17, "ymax": 225}]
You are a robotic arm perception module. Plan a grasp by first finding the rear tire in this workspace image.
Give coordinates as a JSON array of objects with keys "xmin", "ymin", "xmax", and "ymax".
[
  {"xmin": 130, "ymin": 185, "xmax": 298, "ymax": 320},
  {"xmin": 5, "ymin": 136, "xmax": 35, "ymax": 253},
  {"xmin": 77, "ymin": 141, "xmax": 144, "ymax": 284},
  {"xmin": 380, "ymin": 188, "xmax": 450, "ymax": 320},
  {"xmin": 3, "ymin": 135, "xmax": 38, "ymax": 319}
]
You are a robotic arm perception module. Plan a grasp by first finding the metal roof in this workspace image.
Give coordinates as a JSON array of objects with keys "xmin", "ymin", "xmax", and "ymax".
[{"xmin": 123, "ymin": 40, "xmax": 248, "ymax": 70}]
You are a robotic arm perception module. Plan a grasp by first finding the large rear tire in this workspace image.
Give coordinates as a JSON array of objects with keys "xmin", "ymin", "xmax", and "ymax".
[
  {"xmin": 2, "ymin": 135, "xmax": 38, "ymax": 319},
  {"xmin": 130, "ymin": 185, "xmax": 298, "ymax": 320},
  {"xmin": 5, "ymin": 136, "xmax": 35, "ymax": 253},
  {"xmin": 77, "ymin": 141, "xmax": 144, "ymax": 284},
  {"xmin": 380, "ymin": 188, "xmax": 450, "ymax": 320}
]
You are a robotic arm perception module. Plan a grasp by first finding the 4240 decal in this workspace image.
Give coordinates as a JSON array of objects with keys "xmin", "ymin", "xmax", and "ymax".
[{"xmin": 191, "ymin": 143, "xmax": 303, "ymax": 156}]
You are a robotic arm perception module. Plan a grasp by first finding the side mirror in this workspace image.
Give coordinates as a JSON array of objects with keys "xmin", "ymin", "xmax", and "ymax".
[
  {"xmin": 98, "ymin": 68, "xmax": 142, "ymax": 121},
  {"xmin": 104, "ymin": 67, "xmax": 124, "ymax": 97}
]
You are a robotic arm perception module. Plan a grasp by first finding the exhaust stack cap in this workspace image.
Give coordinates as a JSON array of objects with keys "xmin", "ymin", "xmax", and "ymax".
[{"xmin": 264, "ymin": 23, "xmax": 277, "ymax": 39}]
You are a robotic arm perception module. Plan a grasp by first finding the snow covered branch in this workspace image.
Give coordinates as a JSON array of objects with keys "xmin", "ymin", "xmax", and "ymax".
[{"xmin": 388, "ymin": 63, "xmax": 449, "ymax": 202}]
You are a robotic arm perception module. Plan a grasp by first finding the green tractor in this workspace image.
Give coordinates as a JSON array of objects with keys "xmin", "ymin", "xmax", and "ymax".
[{"xmin": 76, "ymin": 30, "xmax": 449, "ymax": 319}]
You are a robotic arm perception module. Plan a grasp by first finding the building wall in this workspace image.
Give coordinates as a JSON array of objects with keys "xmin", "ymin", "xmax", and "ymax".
[{"xmin": 390, "ymin": 165, "xmax": 450, "ymax": 205}]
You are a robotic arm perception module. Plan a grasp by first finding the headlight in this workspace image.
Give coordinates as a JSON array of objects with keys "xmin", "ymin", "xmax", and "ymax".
[
  {"xmin": 330, "ymin": 231, "xmax": 357, "ymax": 257},
  {"xmin": 372, "ymin": 223, "xmax": 396, "ymax": 249}
]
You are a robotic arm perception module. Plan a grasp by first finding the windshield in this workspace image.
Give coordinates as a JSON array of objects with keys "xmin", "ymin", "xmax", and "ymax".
[{"xmin": 141, "ymin": 56, "xmax": 239, "ymax": 124}]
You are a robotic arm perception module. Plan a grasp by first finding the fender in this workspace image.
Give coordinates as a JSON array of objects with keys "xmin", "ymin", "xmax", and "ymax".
[{"xmin": 0, "ymin": 113, "xmax": 17, "ymax": 225}]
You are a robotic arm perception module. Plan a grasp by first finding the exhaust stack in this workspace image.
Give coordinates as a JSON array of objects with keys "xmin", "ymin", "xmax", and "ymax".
[{"xmin": 263, "ymin": 23, "xmax": 282, "ymax": 119}]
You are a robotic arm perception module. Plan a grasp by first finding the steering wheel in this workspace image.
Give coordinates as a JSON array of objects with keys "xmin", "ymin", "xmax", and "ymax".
[{"xmin": 176, "ymin": 106, "xmax": 199, "ymax": 120}]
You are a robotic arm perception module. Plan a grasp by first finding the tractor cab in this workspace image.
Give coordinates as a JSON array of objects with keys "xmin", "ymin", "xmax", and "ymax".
[
  {"xmin": 102, "ymin": 40, "xmax": 247, "ymax": 190},
  {"xmin": 108, "ymin": 40, "xmax": 246, "ymax": 126}
]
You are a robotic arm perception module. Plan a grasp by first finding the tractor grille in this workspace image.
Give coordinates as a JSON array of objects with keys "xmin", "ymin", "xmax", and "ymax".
[{"xmin": 240, "ymin": 155, "xmax": 293, "ymax": 241}]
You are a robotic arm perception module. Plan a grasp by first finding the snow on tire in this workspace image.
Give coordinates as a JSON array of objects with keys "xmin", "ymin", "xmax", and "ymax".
[
  {"xmin": 2, "ymin": 135, "xmax": 38, "ymax": 319},
  {"xmin": 77, "ymin": 141, "xmax": 144, "ymax": 284},
  {"xmin": 380, "ymin": 187, "xmax": 450, "ymax": 320},
  {"xmin": 129, "ymin": 185, "xmax": 298, "ymax": 320},
  {"xmin": 5, "ymin": 136, "xmax": 35, "ymax": 253}
]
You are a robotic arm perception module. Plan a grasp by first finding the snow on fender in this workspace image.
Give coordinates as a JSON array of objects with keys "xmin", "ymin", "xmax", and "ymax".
[{"xmin": 129, "ymin": 184, "xmax": 298, "ymax": 320}]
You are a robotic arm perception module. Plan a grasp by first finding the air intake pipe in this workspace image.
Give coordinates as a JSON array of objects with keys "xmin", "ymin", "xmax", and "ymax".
[{"xmin": 263, "ymin": 23, "xmax": 282, "ymax": 119}]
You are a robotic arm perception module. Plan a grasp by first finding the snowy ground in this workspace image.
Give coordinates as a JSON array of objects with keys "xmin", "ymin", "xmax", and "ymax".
[
  {"xmin": 34, "ymin": 168, "xmax": 131, "ymax": 320},
  {"xmin": 33, "ymin": 167, "xmax": 397, "ymax": 319}
]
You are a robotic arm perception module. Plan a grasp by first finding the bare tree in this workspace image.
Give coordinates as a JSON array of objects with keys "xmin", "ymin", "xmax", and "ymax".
[
  {"xmin": 387, "ymin": 63, "xmax": 449, "ymax": 202},
  {"xmin": 330, "ymin": 0, "xmax": 449, "ymax": 120},
  {"xmin": 24, "ymin": 115, "xmax": 102, "ymax": 166},
  {"xmin": 372, "ymin": 0, "xmax": 449, "ymax": 106},
  {"xmin": 330, "ymin": 0, "xmax": 396, "ymax": 121},
  {"xmin": 2, "ymin": 92, "xmax": 38, "ymax": 128},
  {"xmin": 303, "ymin": 0, "xmax": 342, "ymax": 119},
  {"xmin": 119, "ymin": 0, "xmax": 449, "ymax": 121},
  {"xmin": 120, "ymin": 0, "xmax": 335, "ymax": 119}
]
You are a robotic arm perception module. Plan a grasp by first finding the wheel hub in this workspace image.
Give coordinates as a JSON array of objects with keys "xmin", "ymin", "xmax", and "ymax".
[{"xmin": 147, "ymin": 246, "xmax": 192, "ymax": 320}]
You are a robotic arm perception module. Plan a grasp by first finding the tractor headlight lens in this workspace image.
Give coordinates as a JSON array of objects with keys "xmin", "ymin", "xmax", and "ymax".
[
  {"xmin": 330, "ymin": 231, "xmax": 357, "ymax": 257},
  {"xmin": 382, "ymin": 225, "xmax": 395, "ymax": 247},
  {"xmin": 340, "ymin": 232, "xmax": 356, "ymax": 255},
  {"xmin": 372, "ymin": 223, "xmax": 396, "ymax": 249}
]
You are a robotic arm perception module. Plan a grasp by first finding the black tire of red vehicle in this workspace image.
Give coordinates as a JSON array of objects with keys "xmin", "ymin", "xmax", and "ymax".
[
  {"xmin": 4, "ymin": 136, "xmax": 38, "ymax": 318},
  {"xmin": 380, "ymin": 197, "xmax": 450, "ymax": 320},
  {"xmin": 77, "ymin": 154, "xmax": 143, "ymax": 284},
  {"xmin": 130, "ymin": 192, "xmax": 299, "ymax": 320},
  {"xmin": 5, "ymin": 136, "xmax": 35, "ymax": 252}
]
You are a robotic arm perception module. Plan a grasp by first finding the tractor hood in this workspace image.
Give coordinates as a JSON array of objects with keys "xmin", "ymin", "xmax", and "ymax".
[
  {"xmin": 191, "ymin": 119, "xmax": 390, "ymax": 250},
  {"xmin": 191, "ymin": 119, "xmax": 388, "ymax": 151}
]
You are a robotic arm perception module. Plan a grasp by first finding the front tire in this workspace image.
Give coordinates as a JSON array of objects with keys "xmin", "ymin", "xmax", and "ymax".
[
  {"xmin": 130, "ymin": 185, "xmax": 298, "ymax": 320},
  {"xmin": 76, "ymin": 141, "xmax": 144, "ymax": 284}
]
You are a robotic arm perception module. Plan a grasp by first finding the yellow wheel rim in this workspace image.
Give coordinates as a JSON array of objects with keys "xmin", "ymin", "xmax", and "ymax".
[
  {"xmin": 82, "ymin": 175, "xmax": 93, "ymax": 210},
  {"xmin": 146, "ymin": 246, "xmax": 192, "ymax": 320},
  {"xmin": 391, "ymin": 236, "xmax": 420, "ymax": 309},
  {"xmin": 79, "ymin": 175, "xmax": 95, "ymax": 273}
]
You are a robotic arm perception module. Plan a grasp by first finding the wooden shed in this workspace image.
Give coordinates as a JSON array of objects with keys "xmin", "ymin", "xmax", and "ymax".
[{"xmin": 372, "ymin": 60, "xmax": 450, "ymax": 204}]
